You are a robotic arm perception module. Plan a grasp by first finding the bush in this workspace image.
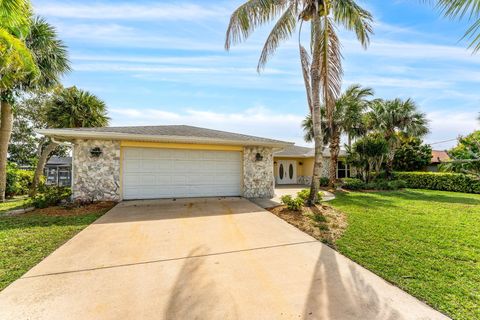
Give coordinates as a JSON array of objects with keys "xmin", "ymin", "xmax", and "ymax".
[
  {"xmin": 364, "ymin": 179, "xmax": 407, "ymax": 191},
  {"xmin": 280, "ymin": 195, "xmax": 303, "ymax": 211},
  {"xmin": 394, "ymin": 172, "xmax": 480, "ymax": 194},
  {"xmin": 6, "ymin": 163, "xmax": 35, "ymax": 197},
  {"xmin": 319, "ymin": 177, "xmax": 330, "ymax": 187},
  {"xmin": 29, "ymin": 186, "xmax": 72, "ymax": 208},
  {"xmin": 296, "ymin": 189, "xmax": 322, "ymax": 203},
  {"xmin": 342, "ymin": 178, "xmax": 365, "ymax": 190}
]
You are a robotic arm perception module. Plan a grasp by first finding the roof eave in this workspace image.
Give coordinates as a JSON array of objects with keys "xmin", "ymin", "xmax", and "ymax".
[{"xmin": 37, "ymin": 129, "xmax": 293, "ymax": 148}]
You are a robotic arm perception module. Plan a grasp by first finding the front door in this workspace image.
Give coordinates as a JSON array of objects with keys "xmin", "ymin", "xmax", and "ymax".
[{"xmin": 277, "ymin": 160, "xmax": 297, "ymax": 184}]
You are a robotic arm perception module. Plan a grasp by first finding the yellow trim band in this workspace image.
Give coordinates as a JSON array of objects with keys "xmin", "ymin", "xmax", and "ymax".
[{"xmin": 120, "ymin": 140, "xmax": 243, "ymax": 151}]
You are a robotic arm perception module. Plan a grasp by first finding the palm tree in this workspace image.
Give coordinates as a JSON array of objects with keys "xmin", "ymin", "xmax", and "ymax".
[
  {"xmin": 302, "ymin": 84, "xmax": 373, "ymax": 184},
  {"xmin": 30, "ymin": 86, "xmax": 110, "ymax": 195},
  {"xmin": 432, "ymin": 0, "xmax": 480, "ymax": 52},
  {"xmin": 0, "ymin": 0, "xmax": 39, "ymax": 201},
  {"xmin": 367, "ymin": 98, "xmax": 429, "ymax": 177},
  {"xmin": 225, "ymin": 0, "xmax": 373, "ymax": 204},
  {"xmin": 325, "ymin": 84, "xmax": 372, "ymax": 184}
]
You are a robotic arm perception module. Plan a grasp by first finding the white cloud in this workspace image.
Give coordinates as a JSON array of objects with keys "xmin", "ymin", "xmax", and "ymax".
[
  {"xmin": 110, "ymin": 106, "xmax": 308, "ymax": 146},
  {"xmin": 34, "ymin": 2, "xmax": 227, "ymax": 21},
  {"xmin": 425, "ymin": 110, "xmax": 479, "ymax": 149}
]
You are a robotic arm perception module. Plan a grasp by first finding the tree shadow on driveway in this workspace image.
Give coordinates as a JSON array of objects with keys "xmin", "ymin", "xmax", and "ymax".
[{"xmin": 303, "ymin": 245, "xmax": 403, "ymax": 320}]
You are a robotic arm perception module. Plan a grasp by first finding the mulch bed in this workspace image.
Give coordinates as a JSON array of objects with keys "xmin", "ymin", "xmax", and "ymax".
[
  {"xmin": 267, "ymin": 203, "xmax": 347, "ymax": 246},
  {"xmin": 25, "ymin": 201, "xmax": 117, "ymax": 217}
]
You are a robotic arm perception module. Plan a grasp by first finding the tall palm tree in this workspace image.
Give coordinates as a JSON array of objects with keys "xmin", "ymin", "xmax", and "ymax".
[
  {"xmin": 367, "ymin": 98, "xmax": 429, "ymax": 177},
  {"xmin": 30, "ymin": 86, "xmax": 110, "ymax": 195},
  {"xmin": 302, "ymin": 84, "xmax": 373, "ymax": 184},
  {"xmin": 432, "ymin": 0, "xmax": 480, "ymax": 52},
  {"xmin": 225, "ymin": 0, "xmax": 373, "ymax": 204},
  {"xmin": 0, "ymin": 0, "xmax": 39, "ymax": 202}
]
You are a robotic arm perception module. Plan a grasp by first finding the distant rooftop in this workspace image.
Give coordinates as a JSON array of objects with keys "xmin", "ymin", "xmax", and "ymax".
[
  {"xmin": 274, "ymin": 145, "xmax": 347, "ymax": 158},
  {"xmin": 47, "ymin": 156, "xmax": 72, "ymax": 165},
  {"xmin": 431, "ymin": 150, "xmax": 450, "ymax": 164}
]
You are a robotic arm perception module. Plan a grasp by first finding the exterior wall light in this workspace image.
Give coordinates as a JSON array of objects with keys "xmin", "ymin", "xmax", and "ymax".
[
  {"xmin": 255, "ymin": 153, "xmax": 263, "ymax": 161},
  {"xmin": 299, "ymin": 162, "xmax": 303, "ymax": 165},
  {"xmin": 90, "ymin": 147, "xmax": 103, "ymax": 157}
]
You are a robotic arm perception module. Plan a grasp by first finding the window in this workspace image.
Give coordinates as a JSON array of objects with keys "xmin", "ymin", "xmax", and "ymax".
[
  {"xmin": 279, "ymin": 164, "xmax": 284, "ymax": 179},
  {"xmin": 289, "ymin": 164, "xmax": 294, "ymax": 179},
  {"xmin": 337, "ymin": 160, "xmax": 350, "ymax": 178}
]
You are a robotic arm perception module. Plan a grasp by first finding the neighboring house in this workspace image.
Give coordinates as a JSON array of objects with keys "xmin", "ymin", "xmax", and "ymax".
[
  {"xmin": 274, "ymin": 145, "xmax": 350, "ymax": 185},
  {"xmin": 38, "ymin": 125, "xmax": 292, "ymax": 201},
  {"xmin": 44, "ymin": 156, "xmax": 72, "ymax": 187},
  {"xmin": 427, "ymin": 150, "xmax": 451, "ymax": 172}
]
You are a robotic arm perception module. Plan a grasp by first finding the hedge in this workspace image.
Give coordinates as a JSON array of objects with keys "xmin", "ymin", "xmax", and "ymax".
[
  {"xmin": 6, "ymin": 164, "xmax": 35, "ymax": 198},
  {"xmin": 394, "ymin": 171, "xmax": 480, "ymax": 194}
]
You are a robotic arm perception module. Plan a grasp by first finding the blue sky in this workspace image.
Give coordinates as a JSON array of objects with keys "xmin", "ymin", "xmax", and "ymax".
[{"xmin": 32, "ymin": 0, "xmax": 480, "ymax": 148}]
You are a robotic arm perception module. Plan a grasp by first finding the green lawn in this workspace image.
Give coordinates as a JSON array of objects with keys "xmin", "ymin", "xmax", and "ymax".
[
  {"xmin": 0, "ymin": 207, "xmax": 110, "ymax": 291},
  {"xmin": 330, "ymin": 189, "xmax": 480, "ymax": 320}
]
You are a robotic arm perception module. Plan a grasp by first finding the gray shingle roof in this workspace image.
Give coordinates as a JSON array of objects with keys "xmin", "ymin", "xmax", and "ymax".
[
  {"xmin": 40, "ymin": 125, "xmax": 292, "ymax": 147},
  {"xmin": 274, "ymin": 145, "xmax": 347, "ymax": 158}
]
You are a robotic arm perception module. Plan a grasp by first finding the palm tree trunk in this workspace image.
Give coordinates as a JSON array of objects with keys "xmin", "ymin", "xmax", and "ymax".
[
  {"xmin": 307, "ymin": 15, "xmax": 323, "ymax": 206},
  {"xmin": 0, "ymin": 100, "xmax": 14, "ymax": 202},
  {"xmin": 30, "ymin": 141, "xmax": 59, "ymax": 197},
  {"xmin": 328, "ymin": 132, "xmax": 340, "ymax": 186}
]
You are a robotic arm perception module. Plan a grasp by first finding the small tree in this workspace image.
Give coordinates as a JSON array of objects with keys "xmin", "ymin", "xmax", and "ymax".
[
  {"xmin": 393, "ymin": 135, "xmax": 432, "ymax": 171},
  {"xmin": 440, "ymin": 130, "xmax": 480, "ymax": 178},
  {"xmin": 30, "ymin": 86, "xmax": 109, "ymax": 195},
  {"xmin": 347, "ymin": 134, "xmax": 388, "ymax": 182}
]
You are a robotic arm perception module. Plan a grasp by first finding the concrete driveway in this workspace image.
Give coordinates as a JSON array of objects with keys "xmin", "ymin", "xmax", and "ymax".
[{"xmin": 0, "ymin": 198, "xmax": 448, "ymax": 320}]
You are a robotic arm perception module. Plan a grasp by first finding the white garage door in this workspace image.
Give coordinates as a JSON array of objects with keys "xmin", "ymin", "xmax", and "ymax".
[{"xmin": 122, "ymin": 147, "xmax": 242, "ymax": 199}]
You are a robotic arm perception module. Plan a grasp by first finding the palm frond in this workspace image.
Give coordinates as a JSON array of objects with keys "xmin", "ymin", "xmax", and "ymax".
[
  {"xmin": 332, "ymin": 0, "xmax": 374, "ymax": 48},
  {"xmin": 24, "ymin": 17, "xmax": 71, "ymax": 89},
  {"xmin": 299, "ymin": 44, "xmax": 313, "ymax": 113},
  {"xmin": 0, "ymin": 27, "xmax": 38, "ymax": 90},
  {"xmin": 431, "ymin": 0, "xmax": 480, "ymax": 51},
  {"xmin": 257, "ymin": 2, "xmax": 298, "ymax": 71},
  {"xmin": 225, "ymin": 0, "xmax": 289, "ymax": 50},
  {"xmin": 317, "ymin": 16, "xmax": 343, "ymax": 127}
]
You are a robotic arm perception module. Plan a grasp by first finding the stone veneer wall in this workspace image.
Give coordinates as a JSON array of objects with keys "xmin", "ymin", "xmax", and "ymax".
[
  {"xmin": 243, "ymin": 146, "xmax": 274, "ymax": 198},
  {"xmin": 73, "ymin": 139, "xmax": 121, "ymax": 202}
]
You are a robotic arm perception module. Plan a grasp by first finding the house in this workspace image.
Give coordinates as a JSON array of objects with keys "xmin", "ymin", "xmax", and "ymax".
[
  {"xmin": 38, "ymin": 125, "xmax": 292, "ymax": 201},
  {"xmin": 273, "ymin": 145, "xmax": 350, "ymax": 185},
  {"xmin": 44, "ymin": 156, "xmax": 72, "ymax": 187},
  {"xmin": 427, "ymin": 150, "xmax": 450, "ymax": 172}
]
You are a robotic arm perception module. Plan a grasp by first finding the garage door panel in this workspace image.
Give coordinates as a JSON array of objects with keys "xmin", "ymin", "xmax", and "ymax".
[{"xmin": 123, "ymin": 148, "xmax": 242, "ymax": 199}]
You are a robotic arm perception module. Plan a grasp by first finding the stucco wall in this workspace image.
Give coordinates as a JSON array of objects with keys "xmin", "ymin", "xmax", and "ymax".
[
  {"xmin": 243, "ymin": 146, "xmax": 274, "ymax": 198},
  {"xmin": 73, "ymin": 139, "xmax": 121, "ymax": 202},
  {"xmin": 273, "ymin": 157, "xmax": 331, "ymax": 185}
]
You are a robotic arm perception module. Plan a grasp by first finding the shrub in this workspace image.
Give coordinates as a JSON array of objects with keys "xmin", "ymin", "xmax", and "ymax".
[
  {"xmin": 319, "ymin": 177, "xmax": 330, "ymax": 187},
  {"xmin": 297, "ymin": 189, "xmax": 322, "ymax": 203},
  {"xmin": 280, "ymin": 195, "xmax": 303, "ymax": 211},
  {"xmin": 29, "ymin": 186, "xmax": 72, "ymax": 208},
  {"xmin": 312, "ymin": 213, "xmax": 327, "ymax": 223},
  {"xmin": 5, "ymin": 163, "xmax": 35, "ymax": 197},
  {"xmin": 364, "ymin": 179, "xmax": 407, "ymax": 191},
  {"xmin": 342, "ymin": 178, "xmax": 365, "ymax": 190},
  {"xmin": 394, "ymin": 172, "xmax": 480, "ymax": 194}
]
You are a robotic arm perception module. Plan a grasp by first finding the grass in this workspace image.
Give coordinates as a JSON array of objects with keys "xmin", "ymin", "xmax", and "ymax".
[
  {"xmin": 0, "ymin": 205, "xmax": 112, "ymax": 291},
  {"xmin": 329, "ymin": 189, "xmax": 480, "ymax": 320},
  {"xmin": 0, "ymin": 197, "xmax": 29, "ymax": 215}
]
